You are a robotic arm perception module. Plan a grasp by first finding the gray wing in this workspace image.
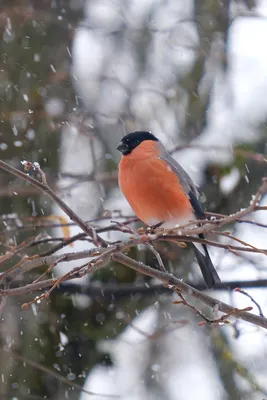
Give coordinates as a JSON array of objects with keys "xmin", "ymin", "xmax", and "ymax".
[
  {"xmin": 157, "ymin": 142, "xmax": 220, "ymax": 287},
  {"xmin": 157, "ymin": 142, "xmax": 204, "ymax": 219}
]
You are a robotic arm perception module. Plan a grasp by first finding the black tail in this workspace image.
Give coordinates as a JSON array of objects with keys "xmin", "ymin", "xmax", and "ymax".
[{"xmin": 193, "ymin": 235, "xmax": 221, "ymax": 288}]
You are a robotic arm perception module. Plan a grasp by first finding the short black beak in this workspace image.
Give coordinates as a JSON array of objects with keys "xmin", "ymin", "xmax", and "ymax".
[{"xmin": 117, "ymin": 141, "xmax": 129, "ymax": 154}]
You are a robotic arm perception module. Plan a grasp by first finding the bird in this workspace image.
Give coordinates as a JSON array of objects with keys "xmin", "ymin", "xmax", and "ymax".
[{"xmin": 116, "ymin": 131, "xmax": 221, "ymax": 288}]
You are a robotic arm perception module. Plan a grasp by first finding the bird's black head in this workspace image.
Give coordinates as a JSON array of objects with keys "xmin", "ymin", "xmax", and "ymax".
[{"xmin": 117, "ymin": 131, "xmax": 158, "ymax": 155}]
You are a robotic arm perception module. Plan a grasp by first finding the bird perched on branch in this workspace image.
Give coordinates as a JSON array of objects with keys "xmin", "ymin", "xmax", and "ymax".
[{"xmin": 117, "ymin": 131, "xmax": 220, "ymax": 288}]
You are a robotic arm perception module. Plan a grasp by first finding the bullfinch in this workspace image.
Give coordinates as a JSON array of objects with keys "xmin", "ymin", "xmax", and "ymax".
[{"xmin": 117, "ymin": 131, "xmax": 220, "ymax": 288}]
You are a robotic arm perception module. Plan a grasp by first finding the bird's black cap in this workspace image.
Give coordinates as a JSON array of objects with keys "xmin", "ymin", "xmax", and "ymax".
[{"xmin": 117, "ymin": 131, "xmax": 158, "ymax": 155}]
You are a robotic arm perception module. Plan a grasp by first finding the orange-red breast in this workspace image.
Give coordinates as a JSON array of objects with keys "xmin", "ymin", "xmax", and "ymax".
[{"xmin": 117, "ymin": 131, "xmax": 220, "ymax": 288}]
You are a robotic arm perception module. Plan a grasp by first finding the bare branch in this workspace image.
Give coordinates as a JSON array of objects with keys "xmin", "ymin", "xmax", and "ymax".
[
  {"xmin": 111, "ymin": 253, "xmax": 267, "ymax": 329},
  {"xmin": 235, "ymin": 288, "xmax": 265, "ymax": 318},
  {"xmin": 1, "ymin": 158, "xmax": 267, "ymax": 329},
  {"xmin": 0, "ymin": 159, "xmax": 107, "ymax": 247}
]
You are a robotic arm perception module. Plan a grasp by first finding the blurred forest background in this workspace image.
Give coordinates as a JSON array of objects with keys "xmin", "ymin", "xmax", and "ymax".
[{"xmin": 1, "ymin": 0, "xmax": 267, "ymax": 399}]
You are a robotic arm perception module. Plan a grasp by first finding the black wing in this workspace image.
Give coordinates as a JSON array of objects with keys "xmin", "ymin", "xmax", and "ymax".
[
  {"xmin": 189, "ymin": 188, "xmax": 221, "ymax": 288},
  {"xmin": 188, "ymin": 188, "xmax": 205, "ymax": 220}
]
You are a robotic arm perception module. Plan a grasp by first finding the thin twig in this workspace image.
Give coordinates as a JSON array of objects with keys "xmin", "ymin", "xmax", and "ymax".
[
  {"xmin": 215, "ymin": 231, "xmax": 267, "ymax": 256},
  {"xmin": 32, "ymin": 255, "xmax": 67, "ymax": 284},
  {"xmin": 0, "ymin": 159, "xmax": 107, "ymax": 247},
  {"xmin": 146, "ymin": 243, "xmax": 167, "ymax": 271},
  {"xmin": 235, "ymin": 288, "xmax": 265, "ymax": 318},
  {"xmin": 0, "ymin": 237, "xmax": 37, "ymax": 266},
  {"xmin": 173, "ymin": 290, "xmax": 218, "ymax": 324}
]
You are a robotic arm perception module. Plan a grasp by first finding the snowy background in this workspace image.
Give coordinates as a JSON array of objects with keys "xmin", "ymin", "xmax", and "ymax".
[{"xmin": 1, "ymin": 0, "xmax": 267, "ymax": 399}]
